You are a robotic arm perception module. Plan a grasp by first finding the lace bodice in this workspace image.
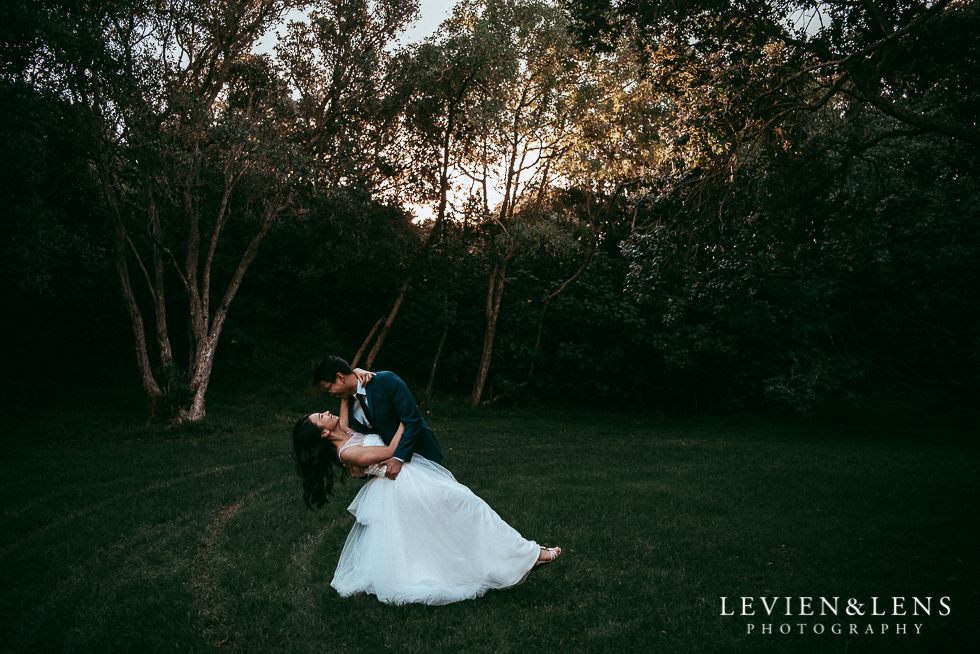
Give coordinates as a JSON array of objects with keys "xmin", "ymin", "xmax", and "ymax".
[{"xmin": 339, "ymin": 432, "xmax": 388, "ymax": 477}]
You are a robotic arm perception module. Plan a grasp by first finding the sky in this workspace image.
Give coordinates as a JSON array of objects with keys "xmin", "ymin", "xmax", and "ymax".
[
  {"xmin": 399, "ymin": 0, "xmax": 457, "ymax": 45},
  {"xmin": 254, "ymin": 1, "xmax": 458, "ymax": 54}
]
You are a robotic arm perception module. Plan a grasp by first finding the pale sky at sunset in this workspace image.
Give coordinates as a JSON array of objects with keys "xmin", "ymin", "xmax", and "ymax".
[
  {"xmin": 255, "ymin": 1, "xmax": 457, "ymax": 54},
  {"xmin": 400, "ymin": 0, "xmax": 457, "ymax": 44}
]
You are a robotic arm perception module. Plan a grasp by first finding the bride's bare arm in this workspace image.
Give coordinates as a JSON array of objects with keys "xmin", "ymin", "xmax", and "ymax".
[
  {"xmin": 339, "ymin": 398, "xmax": 352, "ymax": 432},
  {"xmin": 339, "ymin": 423, "xmax": 405, "ymax": 467},
  {"xmin": 352, "ymin": 368, "xmax": 375, "ymax": 386}
]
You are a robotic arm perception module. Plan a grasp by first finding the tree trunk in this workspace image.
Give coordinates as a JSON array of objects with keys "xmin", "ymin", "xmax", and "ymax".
[
  {"xmin": 147, "ymin": 192, "xmax": 175, "ymax": 370},
  {"xmin": 425, "ymin": 294, "xmax": 451, "ymax": 401},
  {"xmin": 365, "ymin": 275, "xmax": 412, "ymax": 369},
  {"xmin": 425, "ymin": 326, "xmax": 449, "ymax": 402},
  {"xmin": 101, "ymin": 165, "xmax": 162, "ymax": 406},
  {"xmin": 523, "ymin": 298, "xmax": 551, "ymax": 385},
  {"xmin": 173, "ymin": 204, "xmax": 280, "ymax": 423},
  {"xmin": 180, "ymin": 337, "xmax": 217, "ymax": 422},
  {"xmin": 470, "ymin": 252, "xmax": 512, "ymax": 407},
  {"xmin": 351, "ymin": 316, "xmax": 385, "ymax": 368}
]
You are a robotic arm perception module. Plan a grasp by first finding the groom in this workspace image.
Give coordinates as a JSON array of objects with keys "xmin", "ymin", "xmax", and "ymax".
[{"xmin": 314, "ymin": 356, "xmax": 443, "ymax": 480}]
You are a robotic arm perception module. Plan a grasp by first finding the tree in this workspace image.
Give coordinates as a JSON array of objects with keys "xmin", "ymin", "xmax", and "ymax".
[
  {"xmin": 344, "ymin": 0, "xmax": 516, "ymax": 370},
  {"xmin": 563, "ymin": 0, "xmax": 980, "ymax": 412},
  {"xmin": 15, "ymin": 0, "xmax": 416, "ymax": 421},
  {"xmin": 566, "ymin": 0, "xmax": 979, "ymax": 223},
  {"xmin": 422, "ymin": 0, "xmax": 594, "ymax": 406}
]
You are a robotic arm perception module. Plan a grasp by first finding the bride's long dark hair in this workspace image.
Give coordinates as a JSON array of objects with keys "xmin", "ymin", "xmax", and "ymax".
[{"xmin": 292, "ymin": 414, "xmax": 347, "ymax": 509}]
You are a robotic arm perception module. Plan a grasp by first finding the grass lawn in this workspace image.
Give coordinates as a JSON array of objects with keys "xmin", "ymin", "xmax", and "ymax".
[{"xmin": 1, "ymin": 382, "xmax": 976, "ymax": 653}]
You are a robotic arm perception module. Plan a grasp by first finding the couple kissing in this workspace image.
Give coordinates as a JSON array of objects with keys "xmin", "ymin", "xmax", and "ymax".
[{"xmin": 291, "ymin": 356, "xmax": 561, "ymax": 606}]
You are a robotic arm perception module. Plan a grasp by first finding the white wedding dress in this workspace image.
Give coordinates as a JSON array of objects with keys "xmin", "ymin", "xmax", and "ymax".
[{"xmin": 330, "ymin": 434, "xmax": 541, "ymax": 605}]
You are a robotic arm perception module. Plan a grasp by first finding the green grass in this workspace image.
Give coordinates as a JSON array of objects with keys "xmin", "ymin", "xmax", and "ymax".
[{"xmin": 1, "ymin": 386, "xmax": 977, "ymax": 653}]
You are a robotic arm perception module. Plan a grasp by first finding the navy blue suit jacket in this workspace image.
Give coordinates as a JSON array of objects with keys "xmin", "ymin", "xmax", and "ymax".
[{"xmin": 349, "ymin": 371, "xmax": 443, "ymax": 464}]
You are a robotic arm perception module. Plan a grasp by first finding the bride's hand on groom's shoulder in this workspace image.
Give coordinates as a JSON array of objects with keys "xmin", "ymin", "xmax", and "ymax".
[{"xmin": 353, "ymin": 368, "xmax": 376, "ymax": 386}]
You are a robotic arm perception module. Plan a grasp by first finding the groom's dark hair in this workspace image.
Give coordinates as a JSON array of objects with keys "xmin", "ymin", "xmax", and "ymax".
[{"xmin": 314, "ymin": 356, "xmax": 353, "ymax": 385}]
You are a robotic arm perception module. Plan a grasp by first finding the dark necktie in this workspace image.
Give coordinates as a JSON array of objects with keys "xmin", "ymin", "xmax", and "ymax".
[{"xmin": 357, "ymin": 392, "xmax": 374, "ymax": 427}]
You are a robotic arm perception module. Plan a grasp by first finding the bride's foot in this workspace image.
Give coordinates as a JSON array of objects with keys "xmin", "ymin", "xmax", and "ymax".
[{"xmin": 535, "ymin": 546, "xmax": 561, "ymax": 567}]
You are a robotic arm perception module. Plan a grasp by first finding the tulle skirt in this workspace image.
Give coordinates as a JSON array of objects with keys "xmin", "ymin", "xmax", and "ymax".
[{"xmin": 330, "ymin": 455, "xmax": 540, "ymax": 605}]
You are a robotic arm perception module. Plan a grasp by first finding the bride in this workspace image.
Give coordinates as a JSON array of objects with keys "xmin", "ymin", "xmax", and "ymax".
[{"xmin": 292, "ymin": 405, "xmax": 561, "ymax": 606}]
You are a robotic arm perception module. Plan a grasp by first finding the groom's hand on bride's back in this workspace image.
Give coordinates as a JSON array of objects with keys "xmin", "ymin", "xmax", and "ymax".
[
  {"xmin": 382, "ymin": 458, "xmax": 402, "ymax": 480},
  {"xmin": 346, "ymin": 464, "xmax": 367, "ymax": 478}
]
